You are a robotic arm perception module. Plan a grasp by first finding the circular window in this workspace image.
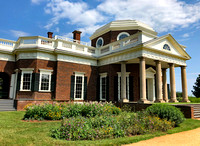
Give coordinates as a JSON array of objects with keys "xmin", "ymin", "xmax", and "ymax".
[
  {"xmin": 163, "ymin": 44, "xmax": 171, "ymax": 51},
  {"xmin": 117, "ymin": 32, "xmax": 130, "ymax": 41},
  {"xmin": 96, "ymin": 37, "xmax": 104, "ymax": 48}
]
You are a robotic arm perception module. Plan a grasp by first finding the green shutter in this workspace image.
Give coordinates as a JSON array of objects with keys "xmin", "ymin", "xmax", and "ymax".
[
  {"xmin": 96, "ymin": 76, "xmax": 100, "ymax": 101},
  {"xmin": 106, "ymin": 76, "xmax": 109, "ymax": 101},
  {"xmin": 129, "ymin": 76, "xmax": 134, "ymax": 101},
  {"xmin": 84, "ymin": 77, "xmax": 87, "ymax": 101},
  {"xmin": 51, "ymin": 74, "xmax": 56, "ymax": 92},
  {"xmin": 32, "ymin": 73, "xmax": 39, "ymax": 92},
  {"xmin": 16, "ymin": 73, "xmax": 21, "ymax": 91},
  {"xmin": 70, "ymin": 75, "xmax": 75, "ymax": 100},
  {"xmin": 114, "ymin": 76, "xmax": 118, "ymax": 102}
]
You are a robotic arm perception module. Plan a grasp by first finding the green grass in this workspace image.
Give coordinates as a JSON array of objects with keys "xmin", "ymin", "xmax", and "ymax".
[{"xmin": 0, "ymin": 111, "xmax": 200, "ymax": 146}]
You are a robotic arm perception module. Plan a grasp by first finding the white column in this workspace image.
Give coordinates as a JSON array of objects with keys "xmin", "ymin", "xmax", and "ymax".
[
  {"xmin": 162, "ymin": 68, "xmax": 168, "ymax": 102},
  {"xmin": 155, "ymin": 60, "xmax": 164, "ymax": 102},
  {"xmin": 138, "ymin": 57, "xmax": 149, "ymax": 103},
  {"xmin": 169, "ymin": 63, "xmax": 178, "ymax": 102},
  {"xmin": 181, "ymin": 66, "xmax": 190, "ymax": 102},
  {"xmin": 121, "ymin": 61, "xmax": 129, "ymax": 102}
]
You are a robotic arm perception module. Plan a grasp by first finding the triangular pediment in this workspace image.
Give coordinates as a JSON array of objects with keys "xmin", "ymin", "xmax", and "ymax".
[{"xmin": 143, "ymin": 34, "xmax": 191, "ymax": 60}]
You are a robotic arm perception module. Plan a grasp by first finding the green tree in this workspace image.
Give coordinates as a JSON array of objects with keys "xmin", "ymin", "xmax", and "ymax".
[{"xmin": 192, "ymin": 74, "xmax": 200, "ymax": 98}]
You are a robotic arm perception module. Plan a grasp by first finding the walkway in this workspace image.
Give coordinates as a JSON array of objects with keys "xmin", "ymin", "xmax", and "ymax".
[{"xmin": 124, "ymin": 127, "xmax": 200, "ymax": 146}]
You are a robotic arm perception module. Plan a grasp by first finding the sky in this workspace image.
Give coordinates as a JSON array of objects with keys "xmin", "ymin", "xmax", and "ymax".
[{"xmin": 0, "ymin": 0, "xmax": 200, "ymax": 96}]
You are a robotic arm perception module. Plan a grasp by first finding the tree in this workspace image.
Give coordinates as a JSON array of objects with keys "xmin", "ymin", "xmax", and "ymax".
[{"xmin": 192, "ymin": 74, "xmax": 200, "ymax": 98}]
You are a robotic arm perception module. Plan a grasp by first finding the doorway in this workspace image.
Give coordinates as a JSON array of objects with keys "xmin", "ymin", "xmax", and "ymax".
[{"xmin": 0, "ymin": 73, "xmax": 10, "ymax": 99}]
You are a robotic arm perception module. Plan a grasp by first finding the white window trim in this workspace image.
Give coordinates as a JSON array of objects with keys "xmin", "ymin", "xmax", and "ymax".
[
  {"xmin": 39, "ymin": 69, "xmax": 52, "ymax": 92},
  {"xmin": 117, "ymin": 72, "xmax": 130, "ymax": 101},
  {"xmin": 100, "ymin": 72, "xmax": 107, "ymax": 101},
  {"xmin": 117, "ymin": 32, "xmax": 130, "ymax": 41},
  {"xmin": 20, "ymin": 68, "xmax": 34, "ymax": 91},
  {"xmin": 96, "ymin": 37, "xmax": 104, "ymax": 48},
  {"xmin": 74, "ymin": 72, "xmax": 85, "ymax": 100}
]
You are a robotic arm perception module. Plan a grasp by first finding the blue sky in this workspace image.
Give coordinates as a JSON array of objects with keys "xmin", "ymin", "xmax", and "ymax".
[{"xmin": 0, "ymin": 0, "xmax": 200, "ymax": 96}]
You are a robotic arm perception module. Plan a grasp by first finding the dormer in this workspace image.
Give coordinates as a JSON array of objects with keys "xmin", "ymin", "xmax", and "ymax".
[{"xmin": 90, "ymin": 20, "xmax": 158, "ymax": 48}]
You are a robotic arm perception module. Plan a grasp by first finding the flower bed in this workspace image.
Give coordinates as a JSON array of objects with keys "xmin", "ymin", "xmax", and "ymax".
[
  {"xmin": 23, "ymin": 102, "xmax": 121, "ymax": 120},
  {"xmin": 51, "ymin": 111, "xmax": 174, "ymax": 140}
]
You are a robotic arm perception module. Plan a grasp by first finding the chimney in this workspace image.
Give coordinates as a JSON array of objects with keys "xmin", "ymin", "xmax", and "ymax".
[
  {"xmin": 47, "ymin": 32, "xmax": 53, "ymax": 38},
  {"xmin": 72, "ymin": 30, "xmax": 82, "ymax": 43}
]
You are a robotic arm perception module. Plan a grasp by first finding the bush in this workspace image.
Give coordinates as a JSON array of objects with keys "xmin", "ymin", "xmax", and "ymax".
[
  {"xmin": 23, "ymin": 102, "xmax": 121, "ymax": 120},
  {"xmin": 51, "ymin": 111, "xmax": 174, "ymax": 140},
  {"xmin": 146, "ymin": 104, "xmax": 185, "ymax": 126},
  {"xmin": 189, "ymin": 97, "xmax": 200, "ymax": 103}
]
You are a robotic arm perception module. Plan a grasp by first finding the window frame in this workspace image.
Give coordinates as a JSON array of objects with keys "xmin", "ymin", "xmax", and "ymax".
[
  {"xmin": 74, "ymin": 72, "xmax": 85, "ymax": 100},
  {"xmin": 20, "ymin": 68, "xmax": 34, "ymax": 91},
  {"xmin": 96, "ymin": 37, "xmax": 104, "ymax": 48},
  {"xmin": 117, "ymin": 72, "xmax": 130, "ymax": 101},
  {"xmin": 100, "ymin": 73, "xmax": 107, "ymax": 101},
  {"xmin": 39, "ymin": 69, "xmax": 53, "ymax": 92},
  {"xmin": 117, "ymin": 32, "xmax": 130, "ymax": 41}
]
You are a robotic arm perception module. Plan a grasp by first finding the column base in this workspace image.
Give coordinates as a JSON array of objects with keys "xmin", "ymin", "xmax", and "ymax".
[
  {"xmin": 164, "ymin": 99, "xmax": 168, "ymax": 103},
  {"xmin": 155, "ymin": 99, "xmax": 165, "ymax": 103},
  {"xmin": 138, "ymin": 99, "xmax": 150, "ymax": 103},
  {"xmin": 182, "ymin": 99, "xmax": 190, "ymax": 103},
  {"xmin": 169, "ymin": 99, "xmax": 179, "ymax": 103},
  {"xmin": 120, "ymin": 98, "xmax": 129, "ymax": 103}
]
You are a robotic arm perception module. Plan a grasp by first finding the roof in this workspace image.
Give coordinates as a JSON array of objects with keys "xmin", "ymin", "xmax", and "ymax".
[{"xmin": 90, "ymin": 20, "xmax": 157, "ymax": 40}]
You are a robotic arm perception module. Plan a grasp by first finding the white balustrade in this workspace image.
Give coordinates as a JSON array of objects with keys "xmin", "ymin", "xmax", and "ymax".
[{"xmin": 0, "ymin": 32, "xmax": 142, "ymax": 57}]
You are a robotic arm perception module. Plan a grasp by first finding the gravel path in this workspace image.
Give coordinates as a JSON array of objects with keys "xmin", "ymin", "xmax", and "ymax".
[{"xmin": 124, "ymin": 127, "xmax": 200, "ymax": 146}]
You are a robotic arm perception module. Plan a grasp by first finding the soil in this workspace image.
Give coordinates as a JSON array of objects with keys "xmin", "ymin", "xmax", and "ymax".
[{"xmin": 22, "ymin": 120, "xmax": 61, "ymax": 123}]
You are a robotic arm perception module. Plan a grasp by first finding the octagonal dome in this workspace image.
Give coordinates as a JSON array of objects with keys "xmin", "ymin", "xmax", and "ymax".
[{"xmin": 90, "ymin": 20, "xmax": 157, "ymax": 40}]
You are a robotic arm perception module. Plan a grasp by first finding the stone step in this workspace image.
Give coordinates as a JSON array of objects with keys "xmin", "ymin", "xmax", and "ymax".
[{"xmin": 0, "ymin": 109, "xmax": 16, "ymax": 111}]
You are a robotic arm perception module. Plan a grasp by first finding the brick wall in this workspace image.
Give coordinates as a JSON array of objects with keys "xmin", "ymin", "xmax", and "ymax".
[
  {"xmin": 91, "ymin": 30, "xmax": 141, "ymax": 47},
  {"xmin": 98, "ymin": 63, "xmax": 140, "ymax": 102},
  {"xmin": 55, "ymin": 61, "xmax": 98, "ymax": 101},
  {"xmin": 16, "ymin": 59, "xmax": 56, "ymax": 100}
]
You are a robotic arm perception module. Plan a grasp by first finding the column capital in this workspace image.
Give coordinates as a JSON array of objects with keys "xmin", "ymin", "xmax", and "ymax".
[
  {"xmin": 154, "ymin": 60, "xmax": 161, "ymax": 63},
  {"xmin": 138, "ymin": 56, "xmax": 145, "ymax": 60},
  {"xmin": 120, "ymin": 61, "xmax": 127, "ymax": 64},
  {"xmin": 168, "ymin": 63, "xmax": 174, "ymax": 66}
]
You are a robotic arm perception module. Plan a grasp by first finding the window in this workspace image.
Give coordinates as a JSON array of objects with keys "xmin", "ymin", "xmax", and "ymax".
[
  {"xmin": 100, "ymin": 73, "xmax": 107, "ymax": 100},
  {"xmin": 117, "ymin": 72, "xmax": 130, "ymax": 101},
  {"xmin": 39, "ymin": 70, "xmax": 52, "ymax": 92},
  {"xmin": 117, "ymin": 32, "xmax": 130, "ymax": 41},
  {"xmin": 20, "ymin": 69, "xmax": 33, "ymax": 91},
  {"xmin": 74, "ymin": 73, "xmax": 84, "ymax": 100},
  {"xmin": 96, "ymin": 37, "xmax": 104, "ymax": 48},
  {"xmin": 163, "ymin": 44, "xmax": 171, "ymax": 51}
]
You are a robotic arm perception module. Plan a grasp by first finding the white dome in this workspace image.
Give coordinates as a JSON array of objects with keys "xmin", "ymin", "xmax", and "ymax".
[{"xmin": 90, "ymin": 20, "xmax": 157, "ymax": 40}]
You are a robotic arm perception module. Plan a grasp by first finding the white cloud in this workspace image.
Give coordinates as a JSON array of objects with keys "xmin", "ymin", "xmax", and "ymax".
[
  {"xmin": 182, "ymin": 33, "xmax": 190, "ymax": 38},
  {"xmin": 43, "ymin": 0, "xmax": 200, "ymax": 37},
  {"xmin": 31, "ymin": 0, "xmax": 47, "ymax": 4},
  {"xmin": 97, "ymin": 0, "xmax": 200, "ymax": 33},
  {"xmin": 44, "ymin": 0, "xmax": 105, "ymax": 31},
  {"xmin": 10, "ymin": 30, "xmax": 30, "ymax": 38}
]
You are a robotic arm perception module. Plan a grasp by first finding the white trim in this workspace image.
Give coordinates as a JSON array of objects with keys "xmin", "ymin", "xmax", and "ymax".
[
  {"xmin": 20, "ymin": 70, "xmax": 33, "ymax": 91},
  {"xmin": 100, "ymin": 73, "xmax": 107, "ymax": 101},
  {"xmin": 39, "ymin": 71, "xmax": 52, "ymax": 92},
  {"xmin": 74, "ymin": 73, "xmax": 84, "ymax": 100},
  {"xmin": 117, "ymin": 72, "xmax": 130, "ymax": 101},
  {"xmin": 117, "ymin": 32, "xmax": 130, "ymax": 41},
  {"xmin": 96, "ymin": 37, "xmax": 104, "ymax": 48}
]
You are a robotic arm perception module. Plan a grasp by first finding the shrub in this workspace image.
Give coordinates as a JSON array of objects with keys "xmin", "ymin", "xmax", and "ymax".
[
  {"xmin": 189, "ymin": 97, "xmax": 200, "ymax": 103},
  {"xmin": 51, "ymin": 111, "xmax": 174, "ymax": 140},
  {"xmin": 146, "ymin": 104, "xmax": 185, "ymax": 126},
  {"xmin": 23, "ymin": 102, "xmax": 121, "ymax": 120}
]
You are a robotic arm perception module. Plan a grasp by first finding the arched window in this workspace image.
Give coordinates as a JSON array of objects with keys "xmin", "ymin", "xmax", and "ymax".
[
  {"xmin": 96, "ymin": 37, "xmax": 104, "ymax": 48},
  {"xmin": 117, "ymin": 32, "xmax": 130, "ymax": 41}
]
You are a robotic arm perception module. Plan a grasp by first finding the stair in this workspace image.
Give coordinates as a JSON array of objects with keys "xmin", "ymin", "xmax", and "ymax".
[
  {"xmin": 192, "ymin": 104, "xmax": 200, "ymax": 118},
  {"xmin": 0, "ymin": 99, "xmax": 16, "ymax": 111}
]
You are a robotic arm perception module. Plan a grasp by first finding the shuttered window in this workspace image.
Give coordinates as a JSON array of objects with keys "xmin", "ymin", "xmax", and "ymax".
[{"xmin": 20, "ymin": 69, "xmax": 33, "ymax": 91}]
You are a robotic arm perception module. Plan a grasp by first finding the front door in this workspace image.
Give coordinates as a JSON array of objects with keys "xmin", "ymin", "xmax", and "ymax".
[{"xmin": 0, "ymin": 73, "xmax": 10, "ymax": 99}]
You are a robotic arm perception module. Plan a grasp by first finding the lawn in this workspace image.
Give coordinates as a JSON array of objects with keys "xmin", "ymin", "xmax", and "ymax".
[{"xmin": 0, "ymin": 111, "xmax": 200, "ymax": 146}]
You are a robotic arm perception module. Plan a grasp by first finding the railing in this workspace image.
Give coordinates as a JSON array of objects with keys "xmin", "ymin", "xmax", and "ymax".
[
  {"xmin": 0, "ymin": 32, "xmax": 142, "ymax": 58},
  {"xmin": 0, "ymin": 38, "xmax": 16, "ymax": 50},
  {"xmin": 98, "ymin": 33, "xmax": 141, "ymax": 56}
]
